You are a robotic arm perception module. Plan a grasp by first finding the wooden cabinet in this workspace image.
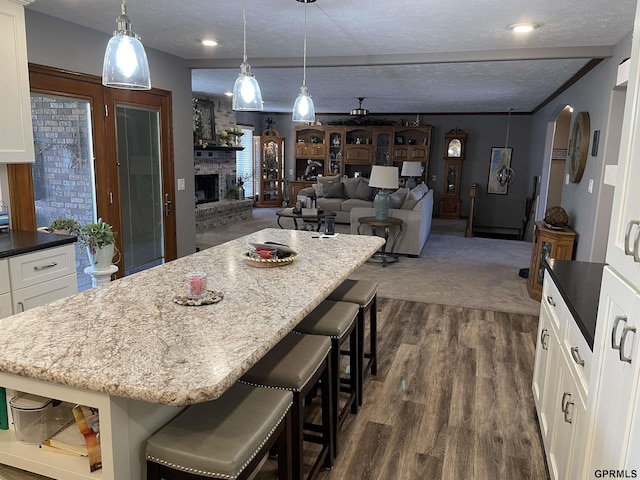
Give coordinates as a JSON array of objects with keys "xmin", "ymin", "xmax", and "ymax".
[
  {"xmin": 6, "ymin": 243, "xmax": 78, "ymax": 314},
  {"xmin": 533, "ymin": 270, "xmax": 591, "ymax": 480},
  {"xmin": 527, "ymin": 221, "xmax": 575, "ymax": 301},
  {"xmin": 0, "ymin": 0, "xmax": 35, "ymax": 163},
  {"xmin": 256, "ymin": 128, "xmax": 284, "ymax": 207},
  {"xmin": 293, "ymin": 125, "xmax": 432, "ymax": 181}
]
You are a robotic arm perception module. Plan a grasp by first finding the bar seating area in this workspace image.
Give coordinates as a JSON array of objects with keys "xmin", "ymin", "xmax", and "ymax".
[{"xmin": 145, "ymin": 279, "xmax": 378, "ymax": 480}]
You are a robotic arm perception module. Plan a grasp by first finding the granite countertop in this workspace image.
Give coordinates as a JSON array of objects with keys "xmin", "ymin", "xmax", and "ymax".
[
  {"xmin": 0, "ymin": 230, "xmax": 76, "ymax": 259},
  {"xmin": 543, "ymin": 258, "xmax": 606, "ymax": 349},
  {"xmin": 0, "ymin": 228, "xmax": 384, "ymax": 406}
]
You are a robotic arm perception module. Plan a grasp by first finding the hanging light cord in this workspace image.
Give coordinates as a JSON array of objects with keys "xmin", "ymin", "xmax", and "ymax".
[
  {"xmin": 504, "ymin": 108, "xmax": 512, "ymax": 149},
  {"xmin": 302, "ymin": 2, "xmax": 308, "ymax": 87},
  {"xmin": 242, "ymin": 0, "xmax": 248, "ymax": 63}
]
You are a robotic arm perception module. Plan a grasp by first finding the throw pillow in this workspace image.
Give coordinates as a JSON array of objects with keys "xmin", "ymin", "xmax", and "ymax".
[
  {"xmin": 324, "ymin": 182, "xmax": 345, "ymax": 199},
  {"xmin": 389, "ymin": 187, "xmax": 409, "ymax": 209},
  {"xmin": 400, "ymin": 184, "xmax": 427, "ymax": 210},
  {"xmin": 355, "ymin": 178, "xmax": 374, "ymax": 201},
  {"xmin": 341, "ymin": 177, "xmax": 361, "ymax": 199},
  {"xmin": 317, "ymin": 174, "xmax": 341, "ymax": 194},
  {"xmin": 312, "ymin": 183, "xmax": 325, "ymax": 198}
]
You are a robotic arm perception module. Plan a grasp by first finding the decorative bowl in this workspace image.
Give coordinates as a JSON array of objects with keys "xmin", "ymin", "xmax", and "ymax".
[{"xmin": 242, "ymin": 251, "xmax": 299, "ymax": 268}]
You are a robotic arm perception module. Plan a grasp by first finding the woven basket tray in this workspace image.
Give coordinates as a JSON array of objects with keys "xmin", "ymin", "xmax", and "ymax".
[{"xmin": 242, "ymin": 251, "xmax": 299, "ymax": 268}]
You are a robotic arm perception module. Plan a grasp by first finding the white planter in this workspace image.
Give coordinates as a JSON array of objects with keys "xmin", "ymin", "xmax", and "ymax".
[{"xmin": 86, "ymin": 244, "xmax": 115, "ymax": 271}]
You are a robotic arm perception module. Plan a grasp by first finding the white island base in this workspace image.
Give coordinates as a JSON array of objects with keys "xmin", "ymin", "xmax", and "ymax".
[{"xmin": 0, "ymin": 372, "xmax": 181, "ymax": 480}]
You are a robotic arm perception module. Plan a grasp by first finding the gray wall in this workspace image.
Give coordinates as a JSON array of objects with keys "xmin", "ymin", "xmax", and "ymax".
[
  {"xmin": 529, "ymin": 33, "xmax": 632, "ymax": 262},
  {"xmin": 241, "ymin": 112, "xmax": 533, "ymax": 233},
  {"xmin": 24, "ymin": 10, "xmax": 196, "ymax": 257}
]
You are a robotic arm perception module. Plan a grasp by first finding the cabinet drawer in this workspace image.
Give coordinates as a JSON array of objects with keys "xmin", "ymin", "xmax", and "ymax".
[
  {"xmin": 0, "ymin": 292, "xmax": 12, "ymax": 319},
  {"xmin": 8, "ymin": 244, "xmax": 76, "ymax": 290},
  {"xmin": 0, "ymin": 259, "xmax": 9, "ymax": 294},
  {"xmin": 564, "ymin": 318, "xmax": 592, "ymax": 396},
  {"xmin": 11, "ymin": 274, "xmax": 77, "ymax": 313},
  {"xmin": 543, "ymin": 271, "xmax": 567, "ymax": 333}
]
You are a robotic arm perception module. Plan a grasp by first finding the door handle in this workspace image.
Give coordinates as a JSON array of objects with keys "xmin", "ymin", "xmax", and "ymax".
[
  {"xmin": 624, "ymin": 220, "xmax": 640, "ymax": 255},
  {"xmin": 546, "ymin": 295, "xmax": 556, "ymax": 307},
  {"xmin": 562, "ymin": 393, "xmax": 574, "ymax": 424},
  {"xmin": 17, "ymin": 301, "xmax": 25, "ymax": 313},
  {"xmin": 561, "ymin": 392, "xmax": 571, "ymax": 413},
  {"xmin": 619, "ymin": 324, "xmax": 637, "ymax": 364},
  {"xmin": 540, "ymin": 329, "xmax": 549, "ymax": 350},
  {"xmin": 612, "ymin": 315, "xmax": 628, "ymax": 350},
  {"xmin": 634, "ymin": 225, "xmax": 640, "ymax": 263},
  {"xmin": 164, "ymin": 194, "xmax": 172, "ymax": 217},
  {"xmin": 571, "ymin": 346, "xmax": 585, "ymax": 367}
]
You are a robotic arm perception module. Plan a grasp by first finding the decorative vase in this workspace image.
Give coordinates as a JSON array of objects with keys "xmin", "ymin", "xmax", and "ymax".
[{"xmin": 86, "ymin": 244, "xmax": 115, "ymax": 271}]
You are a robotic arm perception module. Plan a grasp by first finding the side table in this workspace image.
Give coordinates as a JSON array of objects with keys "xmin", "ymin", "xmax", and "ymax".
[{"xmin": 357, "ymin": 216, "xmax": 403, "ymax": 267}]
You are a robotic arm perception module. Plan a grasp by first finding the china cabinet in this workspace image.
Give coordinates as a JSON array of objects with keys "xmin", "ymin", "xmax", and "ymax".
[
  {"xmin": 527, "ymin": 221, "xmax": 575, "ymax": 301},
  {"xmin": 0, "ymin": 0, "xmax": 35, "ymax": 164},
  {"xmin": 374, "ymin": 129, "xmax": 392, "ymax": 166},
  {"xmin": 255, "ymin": 128, "xmax": 284, "ymax": 207},
  {"xmin": 327, "ymin": 128, "xmax": 344, "ymax": 175},
  {"xmin": 438, "ymin": 129, "xmax": 466, "ymax": 219}
]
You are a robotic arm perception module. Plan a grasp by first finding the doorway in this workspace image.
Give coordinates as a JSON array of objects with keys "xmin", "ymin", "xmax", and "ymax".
[{"xmin": 9, "ymin": 65, "xmax": 176, "ymax": 287}]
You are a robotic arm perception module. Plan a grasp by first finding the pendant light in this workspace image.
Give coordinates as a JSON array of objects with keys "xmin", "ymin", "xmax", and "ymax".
[
  {"xmin": 232, "ymin": 0, "xmax": 263, "ymax": 111},
  {"xmin": 496, "ymin": 108, "xmax": 515, "ymax": 187},
  {"xmin": 102, "ymin": 0, "xmax": 151, "ymax": 90},
  {"xmin": 292, "ymin": 0, "xmax": 316, "ymax": 123}
]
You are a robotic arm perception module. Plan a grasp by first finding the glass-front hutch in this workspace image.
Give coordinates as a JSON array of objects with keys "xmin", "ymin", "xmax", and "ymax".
[{"xmin": 255, "ymin": 128, "xmax": 284, "ymax": 207}]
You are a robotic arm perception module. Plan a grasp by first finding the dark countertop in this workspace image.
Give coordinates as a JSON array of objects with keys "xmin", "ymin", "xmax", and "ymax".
[
  {"xmin": 543, "ymin": 258, "xmax": 606, "ymax": 350},
  {"xmin": 0, "ymin": 230, "xmax": 76, "ymax": 259}
]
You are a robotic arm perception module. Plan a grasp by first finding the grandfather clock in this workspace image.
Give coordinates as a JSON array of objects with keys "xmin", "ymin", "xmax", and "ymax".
[{"xmin": 439, "ymin": 129, "xmax": 467, "ymax": 219}]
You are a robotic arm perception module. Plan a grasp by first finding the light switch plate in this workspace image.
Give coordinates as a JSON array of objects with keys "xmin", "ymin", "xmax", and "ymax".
[
  {"xmin": 565, "ymin": 173, "xmax": 570, "ymax": 185},
  {"xmin": 177, "ymin": 178, "xmax": 185, "ymax": 191},
  {"xmin": 588, "ymin": 179, "xmax": 594, "ymax": 194}
]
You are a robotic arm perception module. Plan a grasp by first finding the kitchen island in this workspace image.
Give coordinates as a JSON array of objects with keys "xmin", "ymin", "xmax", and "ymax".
[{"xmin": 0, "ymin": 228, "xmax": 384, "ymax": 479}]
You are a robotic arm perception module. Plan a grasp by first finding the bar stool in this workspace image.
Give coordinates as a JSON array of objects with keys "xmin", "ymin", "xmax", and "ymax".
[
  {"xmin": 293, "ymin": 300, "xmax": 359, "ymax": 457},
  {"xmin": 241, "ymin": 333, "xmax": 333, "ymax": 480},
  {"xmin": 145, "ymin": 382, "xmax": 293, "ymax": 480},
  {"xmin": 327, "ymin": 279, "xmax": 378, "ymax": 406}
]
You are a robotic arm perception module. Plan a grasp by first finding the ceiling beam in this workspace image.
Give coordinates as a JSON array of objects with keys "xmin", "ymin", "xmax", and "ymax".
[{"xmin": 188, "ymin": 46, "xmax": 614, "ymax": 70}]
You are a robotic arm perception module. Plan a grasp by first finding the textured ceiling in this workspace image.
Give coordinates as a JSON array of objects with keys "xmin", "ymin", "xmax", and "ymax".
[{"xmin": 26, "ymin": 0, "xmax": 637, "ymax": 114}]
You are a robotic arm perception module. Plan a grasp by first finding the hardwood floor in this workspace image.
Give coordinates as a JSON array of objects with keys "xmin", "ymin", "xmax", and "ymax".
[{"xmin": 257, "ymin": 298, "xmax": 549, "ymax": 480}]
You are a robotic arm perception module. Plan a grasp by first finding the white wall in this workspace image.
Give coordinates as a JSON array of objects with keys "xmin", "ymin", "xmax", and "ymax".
[{"xmin": 24, "ymin": 10, "xmax": 196, "ymax": 257}]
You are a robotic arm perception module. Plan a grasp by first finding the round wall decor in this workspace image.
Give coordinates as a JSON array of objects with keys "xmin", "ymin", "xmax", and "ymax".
[{"xmin": 568, "ymin": 111, "xmax": 590, "ymax": 183}]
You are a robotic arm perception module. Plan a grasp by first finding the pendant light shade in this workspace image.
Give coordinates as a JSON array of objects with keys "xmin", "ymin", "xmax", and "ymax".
[
  {"xmin": 292, "ymin": 0, "xmax": 316, "ymax": 123},
  {"xmin": 102, "ymin": 0, "xmax": 151, "ymax": 90},
  {"xmin": 232, "ymin": 0, "xmax": 263, "ymax": 111}
]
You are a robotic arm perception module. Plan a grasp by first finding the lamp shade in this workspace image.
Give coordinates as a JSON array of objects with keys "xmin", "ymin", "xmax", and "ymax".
[
  {"xmin": 292, "ymin": 86, "xmax": 315, "ymax": 123},
  {"xmin": 232, "ymin": 62, "xmax": 263, "ymax": 111},
  {"xmin": 400, "ymin": 161, "xmax": 423, "ymax": 177},
  {"xmin": 369, "ymin": 165, "xmax": 399, "ymax": 190}
]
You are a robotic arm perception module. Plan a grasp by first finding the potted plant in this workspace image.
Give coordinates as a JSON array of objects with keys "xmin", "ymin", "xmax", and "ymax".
[
  {"xmin": 45, "ymin": 216, "xmax": 81, "ymax": 236},
  {"xmin": 78, "ymin": 218, "xmax": 118, "ymax": 271}
]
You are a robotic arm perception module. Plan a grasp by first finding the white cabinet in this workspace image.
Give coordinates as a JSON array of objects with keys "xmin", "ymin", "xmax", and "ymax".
[
  {"xmin": 0, "ymin": 259, "xmax": 11, "ymax": 319},
  {"xmin": 3, "ymin": 244, "xmax": 77, "ymax": 315},
  {"xmin": 606, "ymin": 3, "xmax": 640, "ymax": 287},
  {"xmin": 533, "ymin": 270, "xmax": 591, "ymax": 480},
  {"xmin": 0, "ymin": 0, "xmax": 35, "ymax": 164},
  {"xmin": 585, "ymin": 267, "xmax": 640, "ymax": 473}
]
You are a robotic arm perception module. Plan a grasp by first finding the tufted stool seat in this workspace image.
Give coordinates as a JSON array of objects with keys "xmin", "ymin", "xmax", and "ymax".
[
  {"xmin": 326, "ymin": 279, "xmax": 378, "ymax": 406},
  {"xmin": 294, "ymin": 300, "xmax": 359, "ymax": 457},
  {"xmin": 145, "ymin": 382, "xmax": 293, "ymax": 480},
  {"xmin": 241, "ymin": 333, "xmax": 333, "ymax": 480}
]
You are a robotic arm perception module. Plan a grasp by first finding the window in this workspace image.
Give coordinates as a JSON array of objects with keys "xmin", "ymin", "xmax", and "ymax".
[{"xmin": 236, "ymin": 126, "xmax": 254, "ymax": 198}]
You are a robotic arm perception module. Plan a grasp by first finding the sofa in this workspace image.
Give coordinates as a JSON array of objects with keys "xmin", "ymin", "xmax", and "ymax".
[{"xmin": 298, "ymin": 176, "xmax": 433, "ymax": 256}]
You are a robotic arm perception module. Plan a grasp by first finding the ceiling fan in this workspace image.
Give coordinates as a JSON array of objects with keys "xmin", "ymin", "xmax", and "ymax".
[{"xmin": 350, "ymin": 97, "xmax": 369, "ymax": 117}]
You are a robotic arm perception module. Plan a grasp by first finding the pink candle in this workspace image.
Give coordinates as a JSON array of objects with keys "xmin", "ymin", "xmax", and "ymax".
[{"xmin": 186, "ymin": 272, "xmax": 207, "ymax": 298}]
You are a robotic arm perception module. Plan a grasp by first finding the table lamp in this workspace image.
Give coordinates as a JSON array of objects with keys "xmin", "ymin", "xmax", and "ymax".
[
  {"xmin": 401, "ymin": 161, "xmax": 423, "ymax": 189},
  {"xmin": 369, "ymin": 165, "xmax": 399, "ymax": 220}
]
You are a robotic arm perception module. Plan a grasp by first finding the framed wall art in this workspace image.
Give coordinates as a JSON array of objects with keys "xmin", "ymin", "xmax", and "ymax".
[
  {"xmin": 194, "ymin": 99, "xmax": 216, "ymax": 143},
  {"xmin": 487, "ymin": 147, "xmax": 513, "ymax": 195}
]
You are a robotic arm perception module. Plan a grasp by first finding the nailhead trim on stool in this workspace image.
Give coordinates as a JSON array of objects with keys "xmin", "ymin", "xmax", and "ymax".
[
  {"xmin": 145, "ymin": 383, "xmax": 293, "ymax": 480},
  {"xmin": 293, "ymin": 300, "xmax": 359, "ymax": 458},
  {"xmin": 327, "ymin": 279, "xmax": 378, "ymax": 407},
  {"xmin": 241, "ymin": 333, "xmax": 333, "ymax": 480}
]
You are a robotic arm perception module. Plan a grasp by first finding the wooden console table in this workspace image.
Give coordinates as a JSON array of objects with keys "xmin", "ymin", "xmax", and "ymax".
[{"xmin": 527, "ymin": 221, "xmax": 575, "ymax": 301}]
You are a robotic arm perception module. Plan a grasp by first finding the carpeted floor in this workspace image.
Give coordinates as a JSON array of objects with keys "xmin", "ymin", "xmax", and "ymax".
[{"xmin": 196, "ymin": 209, "xmax": 541, "ymax": 316}]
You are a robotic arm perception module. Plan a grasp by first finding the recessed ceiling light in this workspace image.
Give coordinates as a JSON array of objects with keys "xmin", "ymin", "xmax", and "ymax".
[
  {"xmin": 225, "ymin": 92, "xmax": 234, "ymax": 97},
  {"xmin": 509, "ymin": 23, "xmax": 539, "ymax": 33},
  {"xmin": 202, "ymin": 39, "xmax": 218, "ymax": 47}
]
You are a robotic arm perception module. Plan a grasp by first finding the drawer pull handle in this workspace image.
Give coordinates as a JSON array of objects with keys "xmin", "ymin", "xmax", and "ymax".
[
  {"xmin": 562, "ymin": 393, "xmax": 574, "ymax": 424},
  {"xmin": 541, "ymin": 329, "xmax": 549, "ymax": 350},
  {"xmin": 619, "ymin": 325, "xmax": 637, "ymax": 364},
  {"xmin": 624, "ymin": 220, "xmax": 640, "ymax": 255},
  {"xmin": 561, "ymin": 392, "xmax": 571, "ymax": 413},
  {"xmin": 546, "ymin": 295, "xmax": 556, "ymax": 307},
  {"xmin": 612, "ymin": 315, "xmax": 628, "ymax": 350},
  {"xmin": 634, "ymin": 226, "xmax": 640, "ymax": 263},
  {"xmin": 571, "ymin": 347, "xmax": 585, "ymax": 367},
  {"xmin": 17, "ymin": 301, "xmax": 25, "ymax": 313},
  {"xmin": 33, "ymin": 262, "xmax": 58, "ymax": 271}
]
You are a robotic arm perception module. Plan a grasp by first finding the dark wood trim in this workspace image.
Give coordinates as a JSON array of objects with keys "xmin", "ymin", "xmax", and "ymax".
[
  {"xmin": 7, "ymin": 164, "xmax": 36, "ymax": 231},
  {"xmin": 533, "ymin": 58, "xmax": 604, "ymax": 114}
]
